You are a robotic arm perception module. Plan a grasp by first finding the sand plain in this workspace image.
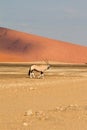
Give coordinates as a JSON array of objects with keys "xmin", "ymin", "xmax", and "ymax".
[{"xmin": 0, "ymin": 63, "xmax": 87, "ymax": 130}]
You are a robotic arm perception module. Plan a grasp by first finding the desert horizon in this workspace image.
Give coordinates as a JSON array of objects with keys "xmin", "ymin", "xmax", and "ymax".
[{"xmin": 0, "ymin": 27, "xmax": 87, "ymax": 130}]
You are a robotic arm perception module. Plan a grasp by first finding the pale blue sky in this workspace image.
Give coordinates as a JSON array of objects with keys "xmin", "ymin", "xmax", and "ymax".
[{"xmin": 0, "ymin": 0, "xmax": 87, "ymax": 46}]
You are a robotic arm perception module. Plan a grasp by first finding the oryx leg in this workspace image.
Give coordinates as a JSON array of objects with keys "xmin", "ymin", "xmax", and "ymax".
[
  {"xmin": 38, "ymin": 71, "xmax": 44, "ymax": 79},
  {"xmin": 30, "ymin": 71, "xmax": 35, "ymax": 78}
]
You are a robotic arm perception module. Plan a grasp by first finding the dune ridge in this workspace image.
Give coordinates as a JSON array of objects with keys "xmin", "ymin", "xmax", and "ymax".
[{"xmin": 0, "ymin": 27, "xmax": 87, "ymax": 63}]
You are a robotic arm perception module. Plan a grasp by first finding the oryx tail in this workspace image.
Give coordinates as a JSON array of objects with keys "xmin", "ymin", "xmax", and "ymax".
[{"xmin": 28, "ymin": 69, "xmax": 31, "ymax": 76}]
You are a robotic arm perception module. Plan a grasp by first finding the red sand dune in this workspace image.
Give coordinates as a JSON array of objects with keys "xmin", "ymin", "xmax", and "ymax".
[{"xmin": 0, "ymin": 27, "xmax": 87, "ymax": 63}]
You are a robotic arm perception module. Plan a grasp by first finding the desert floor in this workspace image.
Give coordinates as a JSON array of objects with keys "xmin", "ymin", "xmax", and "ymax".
[{"xmin": 0, "ymin": 63, "xmax": 87, "ymax": 130}]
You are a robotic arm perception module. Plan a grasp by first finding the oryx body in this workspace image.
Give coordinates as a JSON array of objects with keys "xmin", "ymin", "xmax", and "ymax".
[{"xmin": 28, "ymin": 64, "xmax": 50, "ymax": 78}]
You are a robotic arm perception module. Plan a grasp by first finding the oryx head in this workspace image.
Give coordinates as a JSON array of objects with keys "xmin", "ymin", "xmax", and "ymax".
[
  {"xmin": 47, "ymin": 64, "xmax": 51, "ymax": 69},
  {"xmin": 44, "ymin": 59, "xmax": 51, "ymax": 69}
]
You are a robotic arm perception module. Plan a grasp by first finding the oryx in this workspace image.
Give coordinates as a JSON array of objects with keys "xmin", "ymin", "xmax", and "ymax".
[{"xmin": 28, "ymin": 61, "xmax": 50, "ymax": 78}]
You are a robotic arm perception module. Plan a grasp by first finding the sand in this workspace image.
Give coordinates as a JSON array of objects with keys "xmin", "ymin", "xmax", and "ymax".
[
  {"xmin": 0, "ymin": 64, "xmax": 87, "ymax": 130},
  {"xmin": 0, "ymin": 27, "xmax": 87, "ymax": 63}
]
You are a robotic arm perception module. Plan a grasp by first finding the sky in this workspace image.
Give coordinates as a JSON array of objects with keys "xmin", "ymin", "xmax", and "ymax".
[{"xmin": 0, "ymin": 0, "xmax": 87, "ymax": 46}]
